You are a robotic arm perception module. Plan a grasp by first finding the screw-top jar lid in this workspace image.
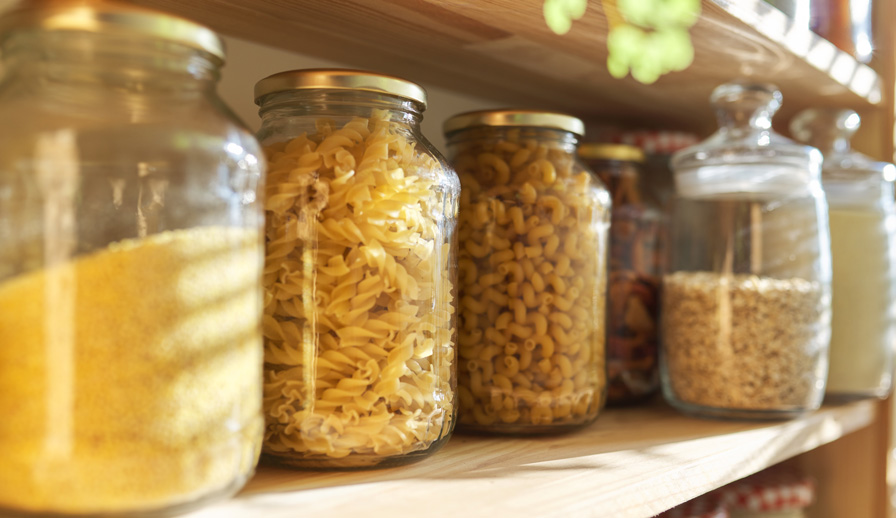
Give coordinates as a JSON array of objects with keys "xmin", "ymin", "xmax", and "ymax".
[
  {"xmin": 0, "ymin": 1, "xmax": 225, "ymax": 61},
  {"xmin": 443, "ymin": 109, "xmax": 585, "ymax": 137},
  {"xmin": 578, "ymin": 143, "xmax": 645, "ymax": 163},
  {"xmin": 254, "ymin": 69, "xmax": 428, "ymax": 107}
]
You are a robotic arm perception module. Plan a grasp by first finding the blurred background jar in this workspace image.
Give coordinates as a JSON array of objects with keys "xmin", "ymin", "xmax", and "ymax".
[
  {"xmin": 662, "ymin": 81, "xmax": 831, "ymax": 420},
  {"xmin": 255, "ymin": 69, "xmax": 459, "ymax": 468},
  {"xmin": 0, "ymin": 2, "xmax": 265, "ymax": 516},
  {"xmin": 809, "ymin": 0, "xmax": 874, "ymax": 63},
  {"xmin": 790, "ymin": 108, "xmax": 896, "ymax": 401},
  {"xmin": 445, "ymin": 109, "xmax": 610, "ymax": 434},
  {"xmin": 579, "ymin": 143, "xmax": 661, "ymax": 405}
]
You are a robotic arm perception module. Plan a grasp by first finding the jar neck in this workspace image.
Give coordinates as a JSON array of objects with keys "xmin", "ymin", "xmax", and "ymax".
[
  {"xmin": 1, "ymin": 30, "xmax": 221, "ymax": 96},
  {"xmin": 257, "ymin": 90, "xmax": 424, "ymax": 128}
]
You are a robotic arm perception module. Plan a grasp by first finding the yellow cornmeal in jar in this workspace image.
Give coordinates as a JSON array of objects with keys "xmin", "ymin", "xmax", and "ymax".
[{"xmin": 0, "ymin": 227, "xmax": 263, "ymax": 515}]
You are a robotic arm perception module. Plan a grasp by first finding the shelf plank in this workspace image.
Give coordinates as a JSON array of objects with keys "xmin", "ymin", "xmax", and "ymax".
[
  {"xmin": 181, "ymin": 400, "xmax": 876, "ymax": 518},
  {"xmin": 124, "ymin": 0, "xmax": 882, "ymax": 133}
]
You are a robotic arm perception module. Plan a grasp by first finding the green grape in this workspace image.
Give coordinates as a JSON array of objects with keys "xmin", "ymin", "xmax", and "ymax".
[
  {"xmin": 616, "ymin": 0, "xmax": 654, "ymax": 28},
  {"xmin": 543, "ymin": 0, "xmax": 588, "ymax": 35},
  {"xmin": 557, "ymin": 0, "xmax": 588, "ymax": 19},
  {"xmin": 544, "ymin": 0, "xmax": 573, "ymax": 35},
  {"xmin": 665, "ymin": 0, "xmax": 701, "ymax": 27},
  {"xmin": 651, "ymin": 27, "xmax": 694, "ymax": 71},
  {"xmin": 607, "ymin": 23, "xmax": 646, "ymax": 63},
  {"xmin": 606, "ymin": 54, "xmax": 630, "ymax": 79},
  {"xmin": 631, "ymin": 34, "xmax": 666, "ymax": 84}
]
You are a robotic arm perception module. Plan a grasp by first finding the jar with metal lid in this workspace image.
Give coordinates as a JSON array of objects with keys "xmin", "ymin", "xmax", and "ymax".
[
  {"xmin": 444, "ymin": 109, "xmax": 611, "ymax": 433},
  {"xmin": 254, "ymin": 69, "xmax": 459, "ymax": 468},
  {"xmin": 0, "ymin": 2, "xmax": 265, "ymax": 516},
  {"xmin": 662, "ymin": 81, "xmax": 831, "ymax": 420},
  {"xmin": 790, "ymin": 108, "xmax": 896, "ymax": 401},
  {"xmin": 579, "ymin": 143, "xmax": 661, "ymax": 405}
]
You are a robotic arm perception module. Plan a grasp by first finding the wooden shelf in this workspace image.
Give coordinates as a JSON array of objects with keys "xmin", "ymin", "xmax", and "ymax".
[
  {"xmin": 126, "ymin": 0, "xmax": 882, "ymax": 133},
  {"xmin": 180, "ymin": 400, "xmax": 876, "ymax": 518}
]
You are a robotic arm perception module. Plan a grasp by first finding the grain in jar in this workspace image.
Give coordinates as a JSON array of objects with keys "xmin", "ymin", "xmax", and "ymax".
[
  {"xmin": 444, "ymin": 110, "xmax": 611, "ymax": 434},
  {"xmin": 0, "ymin": 3, "xmax": 265, "ymax": 515},
  {"xmin": 255, "ymin": 69, "xmax": 459, "ymax": 468}
]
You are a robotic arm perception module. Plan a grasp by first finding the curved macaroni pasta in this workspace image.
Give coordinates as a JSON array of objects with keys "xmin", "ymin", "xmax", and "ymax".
[
  {"xmin": 262, "ymin": 111, "xmax": 457, "ymax": 466},
  {"xmin": 450, "ymin": 126, "xmax": 610, "ymax": 431}
]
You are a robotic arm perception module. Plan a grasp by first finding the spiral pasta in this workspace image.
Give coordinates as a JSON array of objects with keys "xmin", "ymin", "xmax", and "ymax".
[
  {"xmin": 262, "ymin": 112, "xmax": 456, "ymax": 466},
  {"xmin": 450, "ymin": 126, "xmax": 610, "ymax": 432}
]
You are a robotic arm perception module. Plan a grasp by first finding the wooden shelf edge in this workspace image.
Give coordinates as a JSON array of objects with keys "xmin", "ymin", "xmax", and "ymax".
[{"xmin": 182, "ymin": 400, "xmax": 876, "ymax": 518}]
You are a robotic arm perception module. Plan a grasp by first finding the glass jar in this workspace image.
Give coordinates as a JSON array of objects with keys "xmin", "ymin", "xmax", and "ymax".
[
  {"xmin": 0, "ymin": 3, "xmax": 265, "ymax": 517},
  {"xmin": 579, "ymin": 144, "xmax": 661, "ymax": 405},
  {"xmin": 662, "ymin": 82, "xmax": 831, "ymax": 420},
  {"xmin": 790, "ymin": 108, "xmax": 896, "ymax": 401},
  {"xmin": 255, "ymin": 69, "xmax": 459, "ymax": 468},
  {"xmin": 444, "ymin": 110, "xmax": 611, "ymax": 434}
]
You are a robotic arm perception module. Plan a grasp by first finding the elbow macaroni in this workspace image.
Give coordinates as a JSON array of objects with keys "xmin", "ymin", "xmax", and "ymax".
[
  {"xmin": 450, "ymin": 126, "xmax": 610, "ymax": 432},
  {"xmin": 262, "ymin": 112, "xmax": 457, "ymax": 466}
]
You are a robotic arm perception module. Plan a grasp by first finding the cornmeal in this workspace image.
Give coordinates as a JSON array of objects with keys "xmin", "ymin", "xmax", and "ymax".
[{"xmin": 0, "ymin": 227, "xmax": 263, "ymax": 514}]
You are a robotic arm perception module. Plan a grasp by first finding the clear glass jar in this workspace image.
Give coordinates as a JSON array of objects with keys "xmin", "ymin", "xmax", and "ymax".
[
  {"xmin": 579, "ymin": 144, "xmax": 661, "ymax": 405},
  {"xmin": 790, "ymin": 108, "xmax": 896, "ymax": 400},
  {"xmin": 0, "ymin": 3, "xmax": 265, "ymax": 516},
  {"xmin": 255, "ymin": 69, "xmax": 459, "ymax": 468},
  {"xmin": 444, "ymin": 110, "xmax": 611, "ymax": 434},
  {"xmin": 662, "ymin": 82, "xmax": 831, "ymax": 420}
]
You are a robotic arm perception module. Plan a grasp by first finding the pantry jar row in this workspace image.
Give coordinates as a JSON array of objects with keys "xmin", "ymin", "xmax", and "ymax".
[{"xmin": 2, "ymin": 2, "xmax": 893, "ymax": 517}]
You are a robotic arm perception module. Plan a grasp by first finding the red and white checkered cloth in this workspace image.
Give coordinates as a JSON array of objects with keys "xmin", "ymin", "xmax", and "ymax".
[
  {"xmin": 720, "ymin": 468, "xmax": 814, "ymax": 512},
  {"xmin": 609, "ymin": 130, "xmax": 700, "ymax": 156},
  {"xmin": 658, "ymin": 495, "xmax": 728, "ymax": 518}
]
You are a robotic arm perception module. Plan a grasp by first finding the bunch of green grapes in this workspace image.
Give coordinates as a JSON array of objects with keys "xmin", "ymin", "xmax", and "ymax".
[{"xmin": 607, "ymin": 0, "xmax": 700, "ymax": 84}]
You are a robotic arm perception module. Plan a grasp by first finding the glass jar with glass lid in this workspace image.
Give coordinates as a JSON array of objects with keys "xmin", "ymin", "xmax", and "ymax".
[
  {"xmin": 662, "ymin": 81, "xmax": 831, "ymax": 420},
  {"xmin": 790, "ymin": 108, "xmax": 896, "ymax": 401},
  {"xmin": 254, "ymin": 69, "xmax": 459, "ymax": 468},
  {"xmin": 0, "ymin": 2, "xmax": 265, "ymax": 516},
  {"xmin": 444, "ymin": 109, "xmax": 611, "ymax": 434}
]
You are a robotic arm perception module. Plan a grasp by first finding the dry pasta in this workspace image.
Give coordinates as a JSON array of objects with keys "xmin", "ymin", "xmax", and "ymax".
[
  {"xmin": 449, "ymin": 125, "xmax": 610, "ymax": 432},
  {"xmin": 262, "ymin": 112, "xmax": 456, "ymax": 467}
]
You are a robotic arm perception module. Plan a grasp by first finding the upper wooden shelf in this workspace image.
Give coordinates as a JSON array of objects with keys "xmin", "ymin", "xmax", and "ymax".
[
  {"xmin": 126, "ymin": 0, "xmax": 882, "ymax": 133},
  {"xmin": 180, "ymin": 400, "xmax": 875, "ymax": 518}
]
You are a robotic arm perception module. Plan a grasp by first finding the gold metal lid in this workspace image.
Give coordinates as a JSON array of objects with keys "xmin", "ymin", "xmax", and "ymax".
[
  {"xmin": 254, "ymin": 69, "xmax": 428, "ymax": 107},
  {"xmin": 0, "ymin": 1, "xmax": 225, "ymax": 61},
  {"xmin": 443, "ymin": 109, "xmax": 586, "ymax": 137},
  {"xmin": 578, "ymin": 143, "xmax": 645, "ymax": 163}
]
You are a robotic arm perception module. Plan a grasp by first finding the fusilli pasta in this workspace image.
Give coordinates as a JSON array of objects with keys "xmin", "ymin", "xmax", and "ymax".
[{"xmin": 262, "ymin": 111, "xmax": 457, "ymax": 466}]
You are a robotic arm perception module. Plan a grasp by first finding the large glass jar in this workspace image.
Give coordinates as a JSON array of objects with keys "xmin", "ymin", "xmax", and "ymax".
[
  {"xmin": 444, "ymin": 110, "xmax": 611, "ymax": 434},
  {"xmin": 790, "ymin": 108, "xmax": 896, "ymax": 401},
  {"xmin": 0, "ymin": 3, "xmax": 265, "ymax": 516},
  {"xmin": 662, "ymin": 82, "xmax": 831, "ymax": 420},
  {"xmin": 255, "ymin": 69, "xmax": 459, "ymax": 468},
  {"xmin": 579, "ymin": 144, "xmax": 661, "ymax": 404}
]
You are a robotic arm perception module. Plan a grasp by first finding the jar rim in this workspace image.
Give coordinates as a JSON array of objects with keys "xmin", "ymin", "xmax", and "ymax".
[
  {"xmin": 578, "ymin": 143, "xmax": 644, "ymax": 163},
  {"xmin": 0, "ymin": 1, "xmax": 225, "ymax": 61},
  {"xmin": 254, "ymin": 68, "xmax": 428, "ymax": 107},
  {"xmin": 443, "ymin": 109, "xmax": 585, "ymax": 137}
]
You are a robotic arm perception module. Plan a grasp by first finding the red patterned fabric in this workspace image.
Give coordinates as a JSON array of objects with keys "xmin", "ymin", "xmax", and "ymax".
[
  {"xmin": 609, "ymin": 130, "xmax": 700, "ymax": 155},
  {"xmin": 720, "ymin": 468, "xmax": 814, "ymax": 511},
  {"xmin": 658, "ymin": 495, "xmax": 728, "ymax": 518}
]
